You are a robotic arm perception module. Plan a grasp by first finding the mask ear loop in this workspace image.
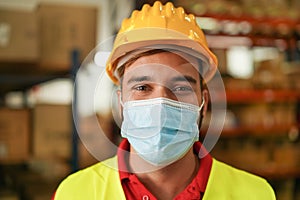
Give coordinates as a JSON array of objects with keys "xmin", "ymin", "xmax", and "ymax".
[
  {"xmin": 119, "ymin": 93, "xmax": 124, "ymax": 107},
  {"xmin": 198, "ymin": 96, "xmax": 206, "ymax": 140},
  {"xmin": 198, "ymin": 96, "xmax": 205, "ymax": 111}
]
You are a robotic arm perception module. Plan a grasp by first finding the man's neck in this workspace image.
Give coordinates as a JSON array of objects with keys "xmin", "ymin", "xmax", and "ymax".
[{"xmin": 129, "ymin": 148, "xmax": 199, "ymax": 200}]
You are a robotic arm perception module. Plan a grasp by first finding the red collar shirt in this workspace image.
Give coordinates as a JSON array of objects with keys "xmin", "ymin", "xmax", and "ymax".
[{"xmin": 117, "ymin": 139, "xmax": 212, "ymax": 200}]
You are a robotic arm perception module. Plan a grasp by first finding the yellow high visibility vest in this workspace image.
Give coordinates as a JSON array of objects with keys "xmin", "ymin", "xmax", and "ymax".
[{"xmin": 55, "ymin": 156, "xmax": 276, "ymax": 200}]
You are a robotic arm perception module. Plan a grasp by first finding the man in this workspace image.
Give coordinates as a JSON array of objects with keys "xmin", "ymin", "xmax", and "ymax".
[{"xmin": 54, "ymin": 1, "xmax": 276, "ymax": 199}]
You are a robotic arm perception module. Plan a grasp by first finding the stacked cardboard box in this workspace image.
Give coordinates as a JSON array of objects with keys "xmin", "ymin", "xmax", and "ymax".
[
  {"xmin": 0, "ymin": 108, "xmax": 30, "ymax": 164},
  {"xmin": 31, "ymin": 104, "xmax": 71, "ymax": 179},
  {"xmin": 37, "ymin": 4, "xmax": 97, "ymax": 71},
  {"xmin": 0, "ymin": 4, "xmax": 97, "ymax": 72},
  {"xmin": 32, "ymin": 104, "xmax": 71, "ymax": 159},
  {"xmin": 0, "ymin": 10, "xmax": 39, "ymax": 62},
  {"xmin": 31, "ymin": 104, "xmax": 116, "ymax": 176}
]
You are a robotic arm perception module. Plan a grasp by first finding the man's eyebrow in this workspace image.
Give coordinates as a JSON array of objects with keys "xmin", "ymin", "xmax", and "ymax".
[
  {"xmin": 127, "ymin": 75, "xmax": 152, "ymax": 84},
  {"xmin": 171, "ymin": 75, "xmax": 197, "ymax": 84}
]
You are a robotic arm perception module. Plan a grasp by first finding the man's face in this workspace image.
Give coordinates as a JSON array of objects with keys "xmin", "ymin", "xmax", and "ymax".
[{"xmin": 120, "ymin": 51, "xmax": 204, "ymax": 106}]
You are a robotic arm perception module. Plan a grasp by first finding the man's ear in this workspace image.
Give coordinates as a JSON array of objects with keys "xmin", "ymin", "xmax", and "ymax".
[{"xmin": 202, "ymin": 89, "xmax": 209, "ymax": 117}]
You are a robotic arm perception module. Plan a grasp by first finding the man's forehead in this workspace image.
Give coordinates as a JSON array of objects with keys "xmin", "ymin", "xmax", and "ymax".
[
  {"xmin": 124, "ymin": 63, "xmax": 200, "ymax": 84},
  {"xmin": 119, "ymin": 49, "xmax": 198, "ymax": 66},
  {"xmin": 120, "ymin": 50, "xmax": 202, "ymax": 85},
  {"xmin": 125, "ymin": 51, "xmax": 199, "ymax": 71}
]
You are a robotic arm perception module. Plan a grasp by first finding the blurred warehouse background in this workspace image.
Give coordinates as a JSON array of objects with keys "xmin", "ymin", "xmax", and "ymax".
[{"xmin": 0, "ymin": 0, "xmax": 300, "ymax": 199}]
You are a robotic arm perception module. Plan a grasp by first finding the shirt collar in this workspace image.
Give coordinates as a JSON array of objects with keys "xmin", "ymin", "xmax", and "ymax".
[{"xmin": 117, "ymin": 138, "xmax": 212, "ymax": 193}]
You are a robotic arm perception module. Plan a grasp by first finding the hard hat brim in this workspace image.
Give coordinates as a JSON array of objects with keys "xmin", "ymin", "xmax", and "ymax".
[{"xmin": 106, "ymin": 28, "xmax": 218, "ymax": 85}]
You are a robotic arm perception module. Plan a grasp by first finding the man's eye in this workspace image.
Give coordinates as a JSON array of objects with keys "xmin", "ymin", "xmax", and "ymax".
[
  {"xmin": 173, "ymin": 86, "xmax": 193, "ymax": 92},
  {"xmin": 134, "ymin": 85, "xmax": 148, "ymax": 91}
]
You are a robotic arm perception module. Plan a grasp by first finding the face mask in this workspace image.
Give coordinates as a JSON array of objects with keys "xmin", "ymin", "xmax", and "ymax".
[{"xmin": 121, "ymin": 97, "xmax": 205, "ymax": 166}]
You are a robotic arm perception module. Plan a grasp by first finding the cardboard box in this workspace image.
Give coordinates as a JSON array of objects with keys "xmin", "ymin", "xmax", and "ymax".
[
  {"xmin": 37, "ymin": 4, "xmax": 97, "ymax": 71},
  {"xmin": 0, "ymin": 9, "xmax": 39, "ymax": 62},
  {"xmin": 32, "ymin": 104, "xmax": 71, "ymax": 159},
  {"xmin": 0, "ymin": 108, "xmax": 30, "ymax": 164}
]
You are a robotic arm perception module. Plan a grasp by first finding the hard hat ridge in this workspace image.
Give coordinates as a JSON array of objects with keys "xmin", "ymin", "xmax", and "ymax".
[{"xmin": 106, "ymin": 1, "xmax": 218, "ymax": 85}]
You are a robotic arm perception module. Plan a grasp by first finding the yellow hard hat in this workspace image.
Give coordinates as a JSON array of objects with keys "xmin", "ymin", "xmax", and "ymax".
[{"xmin": 106, "ymin": 1, "xmax": 218, "ymax": 85}]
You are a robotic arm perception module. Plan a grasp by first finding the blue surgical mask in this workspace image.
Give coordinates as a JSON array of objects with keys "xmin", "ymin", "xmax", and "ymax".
[{"xmin": 121, "ymin": 97, "xmax": 205, "ymax": 166}]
